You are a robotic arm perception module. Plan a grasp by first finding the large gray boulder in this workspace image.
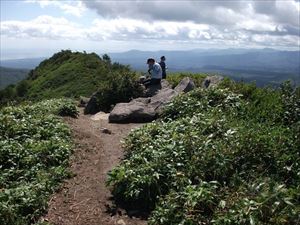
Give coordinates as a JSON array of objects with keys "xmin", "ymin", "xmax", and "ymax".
[
  {"xmin": 109, "ymin": 78, "xmax": 196, "ymax": 123},
  {"xmin": 109, "ymin": 101, "xmax": 156, "ymax": 123},
  {"xmin": 202, "ymin": 75, "xmax": 224, "ymax": 88},
  {"xmin": 143, "ymin": 79, "xmax": 171, "ymax": 97},
  {"xmin": 149, "ymin": 88, "xmax": 178, "ymax": 114},
  {"xmin": 144, "ymin": 82, "xmax": 161, "ymax": 97},
  {"xmin": 132, "ymin": 97, "xmax": 151, "ymax": 104},
  {"xmin": 174, "ymin": 77, "xmax": 195, "ymax": 93},
  {"xmin": 149, "ymin": 77, "xmax": 195, "ymax": 113}
]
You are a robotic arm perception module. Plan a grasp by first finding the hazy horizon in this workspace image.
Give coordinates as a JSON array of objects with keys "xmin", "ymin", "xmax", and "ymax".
[{"xmin": 1, "ymin": 46, "xmax": 300, "ymax": 61}]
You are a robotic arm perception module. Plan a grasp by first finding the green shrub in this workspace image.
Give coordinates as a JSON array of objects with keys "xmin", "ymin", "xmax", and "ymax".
[
  {"xmin": 212, "ymin": 180, "xmax": 300, "ymax": 225},
  {"xmin": 166, "ymin": 72, "xmax": 207, "ymax": 88},
  {"xmin": 54, "ymin": 99, "xmax": 79, "ymax": 118},
  {"xmin": 107, "ymin": 81, "xmax": 300, "ymax": 224},
  {"xmin": 0, "ymin": 84, "xmax": 17, "ymax": 106},
  {"xmin": 16, "ymin": 80, "xmax": 30, "ymax": 97},
  {"xmin": 0, "ymin": 98, "xmax": 76, "ymax": 225},
  {"xmin": 88, "ymin": 71, "xmax": 143, "ymax": 112},
  {"xmin": 150, "ymin": 182, "xmax": 220, "ymax": 225}
]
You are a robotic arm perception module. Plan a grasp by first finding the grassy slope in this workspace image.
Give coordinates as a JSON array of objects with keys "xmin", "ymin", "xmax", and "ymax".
[{"xmin": 26, "ymin": 51, "xmax": 117, "ymax": 100}]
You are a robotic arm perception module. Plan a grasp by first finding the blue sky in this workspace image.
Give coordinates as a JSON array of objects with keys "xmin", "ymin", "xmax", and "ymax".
[{"xmin": 1, "ymin": 0, "xmax": 299, "ymax": 59}]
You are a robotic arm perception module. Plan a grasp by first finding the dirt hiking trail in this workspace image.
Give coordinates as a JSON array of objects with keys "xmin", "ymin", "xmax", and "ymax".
[{"xmin": 43, "ymin": 110, "xmax": 147, "ymax": 225}]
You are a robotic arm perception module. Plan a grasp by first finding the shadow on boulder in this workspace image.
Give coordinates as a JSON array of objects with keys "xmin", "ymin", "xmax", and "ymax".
[
  {"xmin": 84, "ymin": 93, "xmax": 99, "ymax": 114},
  {"xmin": 202, "ymin": 75, "xmax": 224, "ymax": 88}
]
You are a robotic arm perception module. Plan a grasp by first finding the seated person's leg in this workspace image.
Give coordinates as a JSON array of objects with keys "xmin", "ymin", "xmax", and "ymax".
[
  {"xmin": 143, "ymin": 78, "xmax": 151, "ymax": 88},
  {"xmin": 150, "ymin": 78, "xmax": 161, "ymax": 85}
]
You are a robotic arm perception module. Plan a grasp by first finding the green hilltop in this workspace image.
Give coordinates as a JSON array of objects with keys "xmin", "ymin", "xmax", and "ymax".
[
  {"xmin": 0, "ymin": 50, "xmax": 142, "ymax": 110},
  {"xmin": 25, "ymin": 50, "xmax": 126, "ymax": 99}
]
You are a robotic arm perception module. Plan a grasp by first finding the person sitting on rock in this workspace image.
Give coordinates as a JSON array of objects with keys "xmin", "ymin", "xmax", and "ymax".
[
  {"xmin": 143, "ymin": 58, "xmax": 162, "ymax": 88},
  {"xmin": 159, "ymin": 56, "xmax": 167, "ymax": 79}
]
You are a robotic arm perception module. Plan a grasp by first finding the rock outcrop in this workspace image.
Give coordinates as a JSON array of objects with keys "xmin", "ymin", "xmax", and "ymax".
[
  {"xmin": 78, "ymin": 96, "xmax": 90, "ymax": 107},
  {"xmin": 148, "ymin": 88, "xmax": 178, "ymax": 114},
  {"xmin": 108, "ymin": 101, "xmax": 157, "ymax": 123},
  {"xmin": 109, "ymin": 77, "xmax": 195, "ymax": 123},
  {"xmin": 174, "ymin": 77, "xmax": 195, "ymax": 93},
  {"xmin": 143, "ymin": 79, "xmax": 171, "ymax": 97},
  {"xmin": 84, "ymin": 93, "xmax": 99, "ymax": 114},
  {"xmin": 202, "ymin": 75, "xmax": 224, "ymax": 88},
  {"xmin": 84, "ymin": 76, "xmax": 223, "ymax": 123}
]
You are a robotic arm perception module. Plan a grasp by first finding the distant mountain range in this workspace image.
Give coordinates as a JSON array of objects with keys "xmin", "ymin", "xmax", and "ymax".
[
  {"xmin": 109, "ymin": 48, "xmax": 300, "ymax": 86},
  {"xmin": 0, "ymin": 57, "xmax": 46, "ymax": 69},
  {"xmin": 1, "ymin": 48, "xmax": 299, "ymax": 87},
  {"xmin": 0, "ymin": 67, "xmax": 29, "ymax": 90}
]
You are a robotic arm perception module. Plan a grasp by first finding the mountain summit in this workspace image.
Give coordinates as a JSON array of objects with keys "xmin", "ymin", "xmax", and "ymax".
[{"xmin": 0, "ymin": 50, "xmax": 140, "ymax": 105}]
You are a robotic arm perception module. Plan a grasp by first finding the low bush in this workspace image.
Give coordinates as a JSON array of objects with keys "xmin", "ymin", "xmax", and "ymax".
[
  {"xmin": 0, "ymin": 98, "xmax": 77, "ymax": 225},
  {"xmin": 107, "ymin": 81, "xmax": 300, "ymax": 224},
  {"xmin": 87, "ymin": 71, "xmax": 143, "ymax": 113},
  {"xmin": 166, "ymin": 72, "xmax": 207, "ymax": 88}
]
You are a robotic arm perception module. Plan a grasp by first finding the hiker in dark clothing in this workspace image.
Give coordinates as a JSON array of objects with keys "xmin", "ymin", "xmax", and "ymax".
[{"xmin": 159, "ymin": 56, "xmax": 167, "ymax": 79}]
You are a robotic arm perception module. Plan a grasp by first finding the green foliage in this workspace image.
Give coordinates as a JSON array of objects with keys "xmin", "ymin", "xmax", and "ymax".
[
  {"xmin": 280, "ymin": 81, "xmax": 300, "ymax": 125},
  {"xmin": 150, "ymin": 180, "xmax": 300, "ymax": 225},
  {"xmin": 54, "ymin": 99, "xmax": 79, "ymax": 118},
  {"xmin": 34, "ymin": 222, "xmax": 52, "ymax": 225},
  {"xmin": 89, "ymin": 71, "xmax": 143, "ymax": 112},
  {"xmin": 107, "ymin": 81, "xmax": 300, "ymax": 224},
  {"xmin": 102, "ymin": 53, "xmax": 111, "ymax": 64},
  {"xmin": 212, "ymin": 180, "xmax": 300, "ymax": 225},
  {"xmin": 0, "ymin": 98, "xmax": 77, "ymax": 225},
  {"xmin": 0, "ymin": 50, "xmax": 138, "ymax": 111},
  {"xmin": 16, "ymin": 80, "xmax": 30, "ymax": 97},
  {"xmin": 166, "ymin": 72, "xmax": 207, "ymax": 88},
  {"xmin": 150, "ymin": 182, "xmax": 220, "ymax": 225},
  {"xmin": 0, "ymin": 84, "xmax": 17, "ymax": 105}
]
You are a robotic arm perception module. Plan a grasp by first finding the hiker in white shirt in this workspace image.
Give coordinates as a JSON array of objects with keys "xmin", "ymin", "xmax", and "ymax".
[{"xmin": 143, "ymin": 58, "xmax": 162, "ymax": 88}]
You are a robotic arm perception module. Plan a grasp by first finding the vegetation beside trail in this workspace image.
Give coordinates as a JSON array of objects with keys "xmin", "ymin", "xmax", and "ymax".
[
  {"xmin": 107, "ymin": 80, "xmax": 300, "ymax": 224},
  {"xmin": 0, "ymin": 98, "xmax": 78, "ymax": 225}
]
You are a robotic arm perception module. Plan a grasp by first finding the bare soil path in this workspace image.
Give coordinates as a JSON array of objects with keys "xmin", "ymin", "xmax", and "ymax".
[{"xmin": 43, "ymin": 110, "xmax": 147, "ymax": 225}]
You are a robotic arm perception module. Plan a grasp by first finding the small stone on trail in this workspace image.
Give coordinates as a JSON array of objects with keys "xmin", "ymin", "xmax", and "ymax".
[
  {"xmin": 101, "ymin": 127, "xmax": 112, "ymax": 134},
  {"xmin": 117, "ymin": 219, "xmax": 126, "ymax": 225},
  {"xmin": 90, "ymin": 111, "xmax": 109, "ymax": 121}
]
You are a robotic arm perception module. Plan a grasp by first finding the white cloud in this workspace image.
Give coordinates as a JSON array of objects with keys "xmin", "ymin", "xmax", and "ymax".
[
  {"xmin": 1, "ymin": 15, "xmax": 84, "ymax": 39},
  {"xmin": 1, "ymin": 15, "xmax": 299, "ymax": 49},
  {"xmin": 84, "ymin": 0, "xmax": 300, "ymax": 35},
  {"xmin": 25, "ymin": 0, "xmax": 86, "ymax": 17},
  {"xmin": 254, "ymin": 0, "xmax": 300, "ymax": 27},
  {"xmin": 2, "ymin": 0, "xmax": 300, "ymax": 50},
  {"xmin": 87, "ymin": 18, "xmax": 211, "ymax": 41}
]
